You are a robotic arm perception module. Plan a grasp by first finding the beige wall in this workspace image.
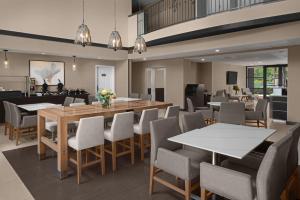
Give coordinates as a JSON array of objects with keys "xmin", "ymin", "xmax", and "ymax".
[
  {"xmin": 287, "ymin": 46, "xmax": 300, "ymax": 122},
  {"xmin": 197, "ymin": 62, "xmax": 213, "ymax": 93},
  {"xmin": 131, "ymin": 59, "xmax": 185, "ymax": 108},
  {"xmin": 0, "ymin": 0, "xmax": 131, "ymax": 45},
  {"xmin": 0, "ymin": 52, "xmax": 128, "ymax": 96},
  {"xmin": 212, "ymin": 62, "xmax": 246, "ymax": 94}
]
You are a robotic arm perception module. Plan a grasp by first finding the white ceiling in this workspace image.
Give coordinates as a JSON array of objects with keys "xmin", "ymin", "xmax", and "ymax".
[{"xmin": 187, "ymin": 49, "xmax": 288, "ymax": 66}]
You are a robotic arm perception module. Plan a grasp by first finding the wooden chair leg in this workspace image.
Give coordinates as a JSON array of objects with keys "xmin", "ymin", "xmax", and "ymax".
[
  {"xmin": 4, "ymin": 123, "xmax": 7, "ymax": 135},
  {"xmin": 15, "ymin": 129, "xmax": 20, "ymax": 146},
  {"xmin": 112, "ymin": 142, "xmax": 117, "ymax": 172},
  {"xmin": 77, "ymin": 150, "xmax": 82, "ymax": 184},
  {"xmin": 257, "ymin": 120, "xmax": 260, "ymax": 127},
  {"xmin": 296, "ymin": 169, "xmax": 300, "ymax": 199},
  {"xmin": 201, "ymin": 188, "xmax": 207, "ymax": 200},
  {"xmin": 149, "ymin": 165, "xmax": 155, "ymax": 195},
  {"xmin": 130, "ymin": 137, "xmax": 135, "ymax": 165},
  {"xmin": 140, "ymin": 134, "xmax": 145, "ymax": 161},
  {"xmin": 184, "ymin": 180, "xmax": 191, "ymax": 200},
  {"xmin": 100, "ymin": 145, "xmax": 105, "ymax": 176}
]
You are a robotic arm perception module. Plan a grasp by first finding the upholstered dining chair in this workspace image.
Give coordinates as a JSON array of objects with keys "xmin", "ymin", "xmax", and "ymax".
[
  {"xmin": 74, "ymin": 98, "xmax": 85, "ymax": 103},
  {"xmin": 187, "ymin": 97, "xmax": 213, "ymax": 124},
  {"xmin": 149, "ymin": 117, "xmax": 210, "ymax": 200},
  {"xmin": 104, "ymin": 112, "xmax": 134, "ymax": 172},
  {"xmin": 140, "ymin": 94, "xmax": 152, "ymax": 101},
  {"xmin": 164, "ymin": 105, "xmax": 180, "ymax": 119},
  {"xmin": 200, "ymin": 131, "xmax": 293, "ymax": 200},
  {"xmin": 182, "ymin": 112, "xmax": 206, "ymax": 133},
  {"xmin": 129, "ymin": 93, "xmax": 140, "ymax": 98},
  {"xmin": 3, "ymin": 101, "xmax": 11, "ymax": 136},
  {"xmin": 218, "ymin": 102, "xmax": 245, "ymax": 125},
  {"xmin": 68, "ymin": 116, "xmax": 105, "ymax": 184},
  {"xmin": 134, "ymin": 108, "xmax": 158, "ymax": 160},
  {"xmin": 63, "ymin": 96, "xmax": 74, "ymax": 106},
  {"xmin": 246, "ymin": 99, "xmax": 268, "ymax": 128},
  {"xmin": 9, "ymin": 103, "xmax": 37, "ymax": 145}
]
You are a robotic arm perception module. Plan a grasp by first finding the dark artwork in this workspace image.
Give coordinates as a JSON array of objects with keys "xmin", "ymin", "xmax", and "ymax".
[
  {"xmin": 42, "ymin": 79, "xmax": 48, "ymax": 93},
  {"xmin": 57, "ymin": 79, "xmax": 64, "ymax": 93}
]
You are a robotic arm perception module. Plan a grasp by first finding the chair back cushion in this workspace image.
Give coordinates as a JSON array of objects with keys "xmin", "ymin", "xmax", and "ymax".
[
  {"xmin": 215, "ymin": 90, "xmax": 225, "ymax": 97},
  {"xmin": 256, "ymin": 99, "xmax": 268, "ymax": 119},
  {"xmin": 70, "ymin": 102, "xmax": 85, "ymax": 107},
  {"xmin": 75, "ymin": 116, "xmax": 104, "ymax": 150},
  {"xmin": 287, "ymin": 124, "xmax": 300, "ymax": 178},
  {"xmin": 150, "ymin": 117, "xmax": 182, "ymax": 164},
  {"xmin": 219, "ymin": 102, "xmax": 245, "ymax": 125},
  {"xmin": 256, "ymin": 133, "xmax": 292, "ymax": 200},
  {"xmin": 3, "ymin": 101, "xmax": 11, "ymax": 123},
  {"xmin": 111, "ymin": 112, "xmax": 134, "ymax": 141},
  {"xmin": 74, "ymin": 98, "xmax": 85, "ymax": 103},
  {"xmin": 182, "ymin": 112, "xmax": 206, "ymax": 132},
  {"xmin": 9, "ymin": 103, "xmax": 21, "ymax": 128},
  {"xmin": 211, "ymin": 96, "xmax": 229, "ymax": 103},
  {"xmin": 164, "ymin": 105, "xmax": 180, "ymax": 119},
  {"xmin": 186, "ymin": 97, "xmax": 194, "ymax": 113},
  {"xmin": 63, "ymin": 96, "xmax": 74, "ymax": 106},
  {"xmin": 139, "ymin": 108, "xmax": 158, "ymax": 133}
]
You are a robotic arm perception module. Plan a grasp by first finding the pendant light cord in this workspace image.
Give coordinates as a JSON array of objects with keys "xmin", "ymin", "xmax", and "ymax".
[
  {"xmin": 82, "ymin": 0, "xmax": 85, "ymax": 24},
  {"xmin": 114, "ymin": 0, "xmax": 116, "ymax": 31}
]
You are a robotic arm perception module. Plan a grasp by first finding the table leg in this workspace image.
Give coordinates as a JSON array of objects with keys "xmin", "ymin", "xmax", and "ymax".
[
  {"xmin": 212, "ymin": 152, "xmax": 217, "ymax": 165},
  {"xmin": 37, "ymin": 115, "xmax": 46, "ymax": 160},
  {"xmin": 57, "ymin": 118, "xmax": 69, "ymax": 179}
]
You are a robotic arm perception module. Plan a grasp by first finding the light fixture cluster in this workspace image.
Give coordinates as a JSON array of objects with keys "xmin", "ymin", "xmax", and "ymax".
[{"xmin": 74, "ymin": 0, "xmax": 147, "ymax": 54}]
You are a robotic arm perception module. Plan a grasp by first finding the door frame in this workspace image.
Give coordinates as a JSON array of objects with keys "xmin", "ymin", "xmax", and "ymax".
[{"xmin": 95, "ymin": 65, "xmax": 115, "ymax": 95}]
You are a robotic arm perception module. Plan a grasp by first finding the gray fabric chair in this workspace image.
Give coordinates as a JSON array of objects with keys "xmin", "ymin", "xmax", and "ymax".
[
  {"xmin": 63, "ymin": 96, "xmax": 74, "ymax": 106},
  {"xmin": 218, "ymin": 102, "xmax": 245, "ymax": 125},
  {"xmin": 73, "ymin": 98, "xmax": 85, "ymax": 103},
  {"xmin": 134, "ymin": 108, "xmax": 158, "ymax": 160},
  {"xmin": 246, "ymin": 99, "xmax": 268, "ymax": 128},
  {"xmin": 129, "ymin": 93, "xmax": 139, "ymax": 98},
  {"xmin": 164, "ymin": 105, "xmax": 180, "ymax": 119},
  {"xmin": 140, "ymin": 94, "xmax": 152, "ymax": 101},
  {"xmin": 187, "ymin": 97, "xmax": 213, "ymax": 122},
  {"xmin": 104, "ymin": 112, "xmax": 134, "ymax": 172},
  {"xmin": 9, "ymin": 103, "xmax": 37, "ymax": 145},
  {"xmin": 149, "ymin": 117, "xmax": 210, "ymax": 200},
  {"xmin": 3, "ymin": 101, "xmax": 11, "ymax": 136},
  {"xmin": 200, "ymin": 132, "xmax": 293, "ymax": 200},
  {"xmin": 182, "ymin": 112, "xmax": 206, "ymax": 133},
  {"xmin": 215, "ymin": 89, "xmax": 225, "ymax": 97}
]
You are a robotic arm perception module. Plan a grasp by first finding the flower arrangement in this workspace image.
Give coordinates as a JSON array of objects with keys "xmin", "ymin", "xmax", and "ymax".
[
  {"xmin": 233, "ymin": 85, "xmax": 240, "ymax": 95},
  {"xmin": 97, "ymin": 89, "xmax": 115, "ymax": 108}
]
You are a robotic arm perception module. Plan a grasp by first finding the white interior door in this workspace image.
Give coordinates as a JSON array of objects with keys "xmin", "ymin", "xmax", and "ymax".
[
  {"xmin": 145, "ymin": 68, "xmax": 166, "ymax": 101},
  {"xmin": 95, "ymin": 65, "xmax": 115, "ymax": 94}
]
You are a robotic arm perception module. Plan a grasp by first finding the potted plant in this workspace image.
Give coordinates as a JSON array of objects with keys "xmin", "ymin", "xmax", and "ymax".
[
  {"xmin": 233, "ymin": 85, "xmax": 240, "ymax": 95},
  {"xmin": 97, "ymin": 89, "xmax": 115, "ymax": 108}
]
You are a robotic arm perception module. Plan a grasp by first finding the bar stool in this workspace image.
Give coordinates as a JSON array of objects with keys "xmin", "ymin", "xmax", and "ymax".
[
  {"xmin": 68, "ymin": 116, "xmax": 105, "ymax": 184},
  {"xmin": 134, "ymin": 108, "xmax": 158, "ymax": 160},
  {"xmin": 104, "ymin": 112, "xmax": 134, "ymax": 172}
]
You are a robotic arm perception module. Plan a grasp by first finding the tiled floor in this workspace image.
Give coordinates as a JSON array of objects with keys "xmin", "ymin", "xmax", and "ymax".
[{"xmin": 0, "ymin": 116, "xmax": 293, "ymax": 200}]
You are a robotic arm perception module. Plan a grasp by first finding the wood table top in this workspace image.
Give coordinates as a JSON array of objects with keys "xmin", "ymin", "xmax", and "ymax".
[{"xmin": 38, "ymin": 100, "xmax": 172, "ymax": 120}]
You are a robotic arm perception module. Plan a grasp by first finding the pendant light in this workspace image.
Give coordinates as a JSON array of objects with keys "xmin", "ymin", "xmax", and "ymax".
[
  {"xmin": 108, "ymin": 0, "xmax": 122, "ymax": 51},
  {"xmin": 75, "ymin": 0, "xmax": 92, "ymax": 47},
  {"xmin": 3, "ymin": 50, "xmax": 9, "ymax": 69},
  {"xmin": 134, "ymin": 35, "xmax": 147, "ymax": 54},
  {"xmin": 72, "ymin": 56, "xmax": 77, "ymax": 71}
]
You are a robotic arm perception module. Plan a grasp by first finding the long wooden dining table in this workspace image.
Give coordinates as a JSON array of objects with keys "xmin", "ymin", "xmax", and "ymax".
[{"xmin": 37, "ymin": 100, "xmax": 172, "ymax": 179}]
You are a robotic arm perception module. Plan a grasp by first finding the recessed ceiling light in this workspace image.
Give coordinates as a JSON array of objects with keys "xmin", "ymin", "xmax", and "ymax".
[
  {"xmin": 215, "ymin": 49, "xmax": 220, "ymax": 53},
  {"xmin": 143, "ymin": 58, "xmax": 147, "ymax": 61},
  {"xmin": 41, "ymin": 52, "xmax": 46, "ymax": 55},
  {"xmin": 258, "ymin": 61, "xmax": 263, "ymax": 64},
  {"xmin": 201, "ymin": 58, "xmax": 205, "ymax": 62}
]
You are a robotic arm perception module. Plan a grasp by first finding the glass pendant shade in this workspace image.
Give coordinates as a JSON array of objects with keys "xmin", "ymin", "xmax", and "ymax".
[
  {"xmin": 108, "ymin": 31, "xmax": 122, "ymax": 51},
  {"xmin": 75, "ymin": 24, "xmax": 92, "ymax": 47},
  {"xmin": 3, "ymin": 50, "xmax": 9, "ymax": 69},
  {"xmin": 72, "ymin": 56, "xmax": 77, "ymax": 71},
  {"xmin": 134, "ymin": 36, "xmax": 147, "ymax": 54}
]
